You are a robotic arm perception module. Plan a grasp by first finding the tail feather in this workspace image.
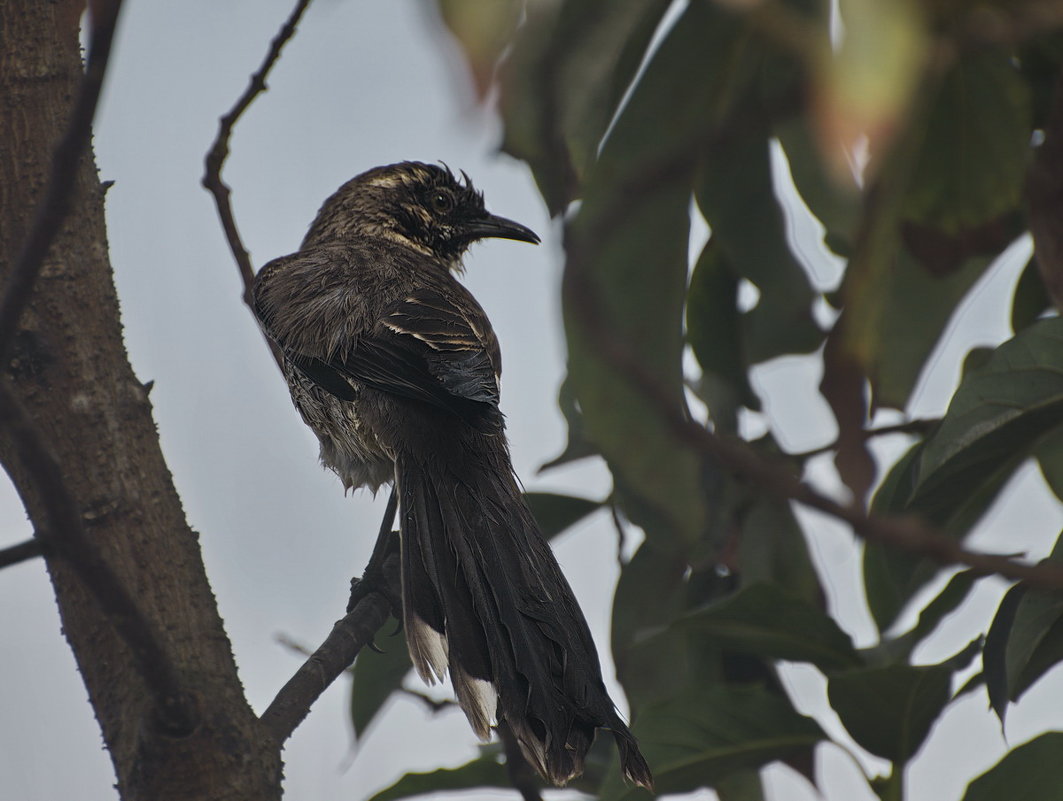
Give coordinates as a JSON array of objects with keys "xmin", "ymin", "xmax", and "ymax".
[{"xmin": 396, "ymin": 454, "xmax": 652, "ymax": 789}]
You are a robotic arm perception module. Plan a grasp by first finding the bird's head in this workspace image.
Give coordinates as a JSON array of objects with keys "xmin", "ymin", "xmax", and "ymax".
[{"xmin": 302, "ymin": 161, "xmax": 540, "ymax": 265}]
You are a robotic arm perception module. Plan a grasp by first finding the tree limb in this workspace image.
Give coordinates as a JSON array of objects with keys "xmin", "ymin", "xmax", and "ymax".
[
  {"xmin": 0, "ymin": 385, "xmax": 197, "ymax": 734},
  {"xmin": 0, "ymin": 0, "xmax": 123, "ymax": 365},
  {"xmin": 259, "ymin": 551, "xmax": 397, "ymax": 746},
  {"xmin": 0, "ymin": 0, "xmax": 199, "ymax": 736}
]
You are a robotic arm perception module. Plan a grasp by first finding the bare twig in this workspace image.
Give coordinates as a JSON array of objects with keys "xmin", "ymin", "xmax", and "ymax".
[
  {"xmin": 202, "ymin": 0, "xmax": 313, "ymax": 359},
  {"xmin": 0, "ymin": 386, "xmax": 197, "ymax": 734},
  {"xmin": 789, "ymin": 418, "xmax": 940, "ymax": 461},
  {"xmin": 260, "ymin": 551, "xmax": 398, "ymax": 746},
  {"xmin": 0, "ymin": 536, "xmax": 44, "ymax": 568},
  {"xmin": 0, "ymin": 1, "xmax": 122, "ymax": 364},
  {"xmin": 0, "ymin": 1, "xmax": 198, "ymax": 735},
  {"xmin": 400, "ymin": 688, "xmax": 455, "ymax": 714}
]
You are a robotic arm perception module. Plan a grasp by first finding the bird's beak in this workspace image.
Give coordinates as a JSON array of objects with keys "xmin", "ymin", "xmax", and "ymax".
[{"xmin": 465, "ymin": 213, "xmax": 541, "ymax": 245}]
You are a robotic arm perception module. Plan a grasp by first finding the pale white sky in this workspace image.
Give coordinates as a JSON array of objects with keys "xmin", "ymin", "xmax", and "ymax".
[{"xmin": 1, "ymin": 2, "xmax": 1061, "ymax": 801}]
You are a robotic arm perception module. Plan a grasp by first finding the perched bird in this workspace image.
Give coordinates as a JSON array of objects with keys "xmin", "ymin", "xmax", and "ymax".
[{"xmin": 252, "ymin": 161, "xmax": 651, "ymax": 789}]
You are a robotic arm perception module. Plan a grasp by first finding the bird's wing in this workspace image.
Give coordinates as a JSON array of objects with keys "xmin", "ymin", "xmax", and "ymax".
[{"xmin": 296, "ymin": 287, "xmax": 502, "ymax": 429}]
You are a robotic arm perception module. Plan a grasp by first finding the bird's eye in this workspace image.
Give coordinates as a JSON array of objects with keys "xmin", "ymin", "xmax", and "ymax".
[{"xmin": 430, "ymin": 190, "xmax": 454, "ymax": 213}]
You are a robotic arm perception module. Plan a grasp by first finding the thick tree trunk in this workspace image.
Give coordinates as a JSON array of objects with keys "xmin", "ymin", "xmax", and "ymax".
[{"xmin": 0, "ymin": 3, "xmax": 282, "ymax": 799}]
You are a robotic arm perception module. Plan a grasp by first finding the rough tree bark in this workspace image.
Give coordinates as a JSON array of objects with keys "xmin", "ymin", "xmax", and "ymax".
[{"xmin": 0, "ymin": 3, "xmax": 282, "ymax": 799}]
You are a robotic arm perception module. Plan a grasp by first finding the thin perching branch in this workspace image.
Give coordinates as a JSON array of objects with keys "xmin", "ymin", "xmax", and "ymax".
[
  {"xmin": 260, "ymin": 552, "xmax": 397, "ymax": 746},
  {"xmin": 0, "ymin": 0, "xmax": 198, "ymax": 735},
  {"xmin": 202, "ymin": 0, "xmax": 312, "ymax": 321},
  {"xmin": 0, "ymin": 536, "xmax": 44, "ymax": 568}
]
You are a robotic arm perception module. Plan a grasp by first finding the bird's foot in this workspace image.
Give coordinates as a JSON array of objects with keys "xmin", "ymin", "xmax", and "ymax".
[{"xmin": 347, "ymin": 529, "xmax": 401, "ymax": 615}]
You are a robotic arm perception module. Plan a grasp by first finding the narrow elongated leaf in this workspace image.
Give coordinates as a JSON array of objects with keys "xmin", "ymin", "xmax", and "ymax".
[
  {"xmin": 349, "ymin": 619, "xmax": 412, "ymax": 741},
  {"xmin": 667, "ymin": 582, "xmax": 861, "ymax": 672},
  {"xmin": 983, "ymin": 531, "xmax": 1063, "ymax": 723},
  {"xmin": 962, "ymin": 732, "xmax": 1063, "ymax": 801},
  {"xmin": 523, "ymin": 491, "xmax": 600, "ymax": 541},
  {"xmin": 686, "ymin": 241, "xmax": 760, "ymax": 430},
  {"xmin": 696, "ymin": 107, "xmax": 822, "ymax": 364},
  {"xmin": 563, "ymin": 0, "xmax": 723, "ymax": 550},
  {"xmin": 599, "ymin": 685, "xmax": 825, "ymax": 801},
  {"xmin": 738, "ymin": 492, "xmax": 822, "ymax": 606}
]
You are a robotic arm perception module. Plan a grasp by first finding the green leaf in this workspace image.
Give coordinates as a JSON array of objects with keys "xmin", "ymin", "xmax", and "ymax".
[
  {"xmin": 984, "ymin": 583, "xmax": 1026, "ymax": 724},
  {"xmin": 498, "ymin": 0, "xmax": 672, "ymax": 211},
  {"xmin": 865, "ymin": 317, "xmax": 1063, "ymax": 630},
  {"xmin": 775, "ymin": 114, "xmax": 861, "ymax": 256},
  {"xmin": 863, "ymin": 249, "xmax": 997, "ymax": 410},
  {"xmin": 983, "ymin": 531, "xmax": 1063, "ymax": 722},
  {"xmin": 1011, "ymin": 256, "xmax": 1052, "ymax": 334},
  {"xmin": 612, "ymin": 542, "xmax": 696, "ymax": 709},
  {"xmin": 562, "ymin": 2, "xmax": 722, "ymax": 551},
  {"xmin": 365, "ymin": 747, "xmax": 510, "ymax": 801},
  {"xmin": 903, "ymin": 49, "xmax": 1032, "ymax": 232},
  {"xmin": 962, "ymin": 732, "xmax": 1063, "ymax": 801},
  {"xmin": 522, "ymin": 491, "xmax": 600, "ymax": 541},
  {"xmin": 599, "ymin": 684, "xmax": 825, "ymax": 801},
  {"xmin": 911, "ymin": 317, "xmax": 1063, "ymax": 515},
  {"xmin": 665, "ymin": 582, "xmax": 861, "ymax": 672},
  {"xmin": 866, "ymin": 569, "xmax": 981, "ymax": 665},
  {"xmin": 349, "ymin": 620, "xmax": 412, "ymax": 741},
  {"xmin": 695, "ymin": 107, "xmax": 822, "ymax": 364},
  {"xmin": 686, "ymin": 241, "xmax": 760, "ymax": 431},
  {"xmin": 827, "ymin": 642, "xmax": 978, "ymax": 764},
  {"xmin": 738, "ymin": 492, "xmax": 822, "ymax": 606},
  {"xmin": 1036, "ymin": 425, "xmax": 1063, "ymax": 502},
  {"xmin": 434, "ymin": 0, "xmax": 520, "ymax": 97},
  {"xmin": 539, "ymin": 374, "xmax": 598, "ymax": 471}
]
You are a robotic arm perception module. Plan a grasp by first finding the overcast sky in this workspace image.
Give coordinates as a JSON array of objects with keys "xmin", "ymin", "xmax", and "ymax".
[{"xmin": 1, "ymin": 2, "xmax": 1061, "ymax": 801}]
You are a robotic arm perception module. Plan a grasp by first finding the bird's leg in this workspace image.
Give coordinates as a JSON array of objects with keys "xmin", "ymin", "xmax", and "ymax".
[{"xmin": 347, "ymin": 486, "xmax": 400, "ymax": 615}]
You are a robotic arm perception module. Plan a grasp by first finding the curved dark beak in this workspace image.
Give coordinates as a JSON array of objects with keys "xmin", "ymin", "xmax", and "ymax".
[{"xmin": 466, "ymin": 213, "xmax": 541, "ymax": 245}]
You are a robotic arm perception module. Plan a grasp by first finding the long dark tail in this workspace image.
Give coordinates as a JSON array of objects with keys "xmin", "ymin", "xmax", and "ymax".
[{"xmin": 395, "ymin": 452, "xmax": 652, "ymax": 790}]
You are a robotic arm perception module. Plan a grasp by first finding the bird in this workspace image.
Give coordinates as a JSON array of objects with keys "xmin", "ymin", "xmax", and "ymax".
[{"xmin": 252, "ymin": 161, "xmax": 652, "ymax": 790}]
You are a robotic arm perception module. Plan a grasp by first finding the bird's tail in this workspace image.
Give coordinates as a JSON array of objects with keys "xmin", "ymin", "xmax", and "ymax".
[{"xmin": 395, "ymin": 452, "xmax": 652, "ymax": 790}]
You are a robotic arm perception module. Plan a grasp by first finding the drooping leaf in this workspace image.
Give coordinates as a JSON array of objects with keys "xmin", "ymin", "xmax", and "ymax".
[
  {"xmin": 598, "ymin": 684, "xmax": 825, "ymax": 801},
  {"xmin": 686, "ymin": 240, "xmax": 760, "ymax": 431},
  {"xmin": 539, "ymin": 374, "xmax": 598, "ymax": 471},
  {"xmin": 1013, "ymin": 256, "xmax": 1053, "ymax": 334},
  {"xmin": 611, "ymin": 542, "xmax": 696, "ymax": 709},
  {"xmin": 695, "ymin": 100, "xmax": 822, "ymax": 364},
  {"xmin": 523, "ymin": 491, "xmax": 600, "ymax": 541},
  {"xmin": 562, "ymin": 0, "xmax": 722, "ymax": 551},
  {"xmin": 497, "ymin": 0, "xmax": 672, "ymax": 211},
  {"xmin": 983, "ymin": 532, "xmax": 1063, "ymax": 723},
  {"xmin": 365, "ymin": 746, "xmax": 510, "ymax": 801},
  {"xmin": 349, "ymin": 618, "xmax": 412, "ymax": 741},
  {"xmin": 827, "ymin": 642, "xmax": 978, "ymax": 764},
  {"xmin": 985, "ymin": 583, "xmax": 1027, "ymax": 725},
  {"xmin": 737, "ymin": 492, "xmax": 823, "ymax": 606},
  {"xmin": 902, "ymin": 49, "xmax": 1032, "ymax": 233},
  {"xmin": 1036, "ymin": 426, "xmax": 1063, "ymax": 502},
  {"xmin": 665, "ymin": 582, "xmax": 861, "ymax": 672},
  {"xmin": 962, "ymin": 732, "xmax": 1063, "ymax": 801}
]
